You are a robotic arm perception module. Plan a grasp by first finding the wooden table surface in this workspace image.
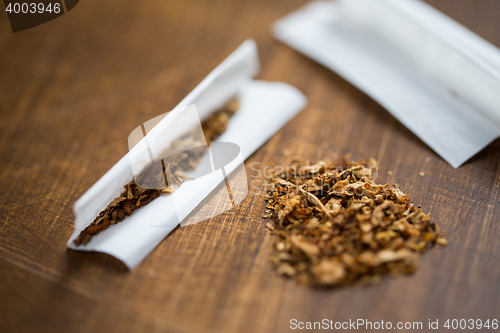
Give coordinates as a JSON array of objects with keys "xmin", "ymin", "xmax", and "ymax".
[{"xmin": 1, "ymin": 0, "xmax": 499, "ymax": 332}]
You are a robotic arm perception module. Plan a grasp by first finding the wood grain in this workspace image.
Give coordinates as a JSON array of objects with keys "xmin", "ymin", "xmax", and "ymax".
[{"xmin": 0, "ymin": 0, "xmax": 499, "ymax": 332}]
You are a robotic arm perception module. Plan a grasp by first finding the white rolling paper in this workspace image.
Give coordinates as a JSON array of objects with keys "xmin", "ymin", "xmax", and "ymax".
[
  {"xmin": 67, "ymin": 39, "xmax": 308, "ymax": 269},
  {"xmin": 273, "ymin": 0, "xmax": 500, "ymax": 168}
]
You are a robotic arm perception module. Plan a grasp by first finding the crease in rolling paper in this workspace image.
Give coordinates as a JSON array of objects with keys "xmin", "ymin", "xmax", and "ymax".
[
  {"xmin": 273, "ymin": 0, "xmax": 500, "ymax": 168},
  {"xmin": 67, "ymin": 39, "xmax": 308, "ymax": 269}
]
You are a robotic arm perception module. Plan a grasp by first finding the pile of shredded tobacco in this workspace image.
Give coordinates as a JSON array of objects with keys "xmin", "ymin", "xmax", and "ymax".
[
  {"xmin": 263, "ymin": 157, "xmax": 447, "ymax": 287},
  {"xmin": 74, "ymin": 99, "xmax": 239, "ymax": 246}
]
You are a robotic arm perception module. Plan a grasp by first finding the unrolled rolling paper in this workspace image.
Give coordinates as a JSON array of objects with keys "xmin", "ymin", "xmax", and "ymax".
[
  {"xmin": 67, "ymin": 40, "xmax": 308, "ymax": 269},
  {"xmin": 273, "ymin": 0, "xmax": 500, "ymax": 168}
]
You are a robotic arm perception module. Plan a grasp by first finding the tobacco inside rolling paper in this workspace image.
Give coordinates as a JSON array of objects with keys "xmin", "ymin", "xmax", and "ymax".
[
  {"xmin": 264, "ymin": 157, "xmax": 447, "ymax": 287},
  {"xmin": 74, "ymin": 99, "xmax": 239, "ymax": 246}
]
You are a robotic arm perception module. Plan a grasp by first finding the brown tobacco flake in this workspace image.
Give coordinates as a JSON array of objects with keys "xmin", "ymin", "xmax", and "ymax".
[
  {"xmin": 266, "ymin": 222, "xmax": 275, "ymax": 231},
  {"xmin": 263, "ymin": 157, "xmax": 447, "ymax": 287},
  {"xmin": 74, "ymin": 99, "xmax": 239, "ymax": 246}
]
